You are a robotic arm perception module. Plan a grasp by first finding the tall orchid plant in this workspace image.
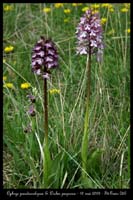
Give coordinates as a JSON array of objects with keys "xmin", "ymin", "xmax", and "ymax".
[
  {"xmin": 32, "ymin": 36, "xmax": 58, "ymax": 187},
  {"xmin": 76, "ymin": 9, "xmax": 104, "ymax": 182}
]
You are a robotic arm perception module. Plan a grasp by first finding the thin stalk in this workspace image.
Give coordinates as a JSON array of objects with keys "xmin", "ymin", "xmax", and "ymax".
[
  {"xmin": 81, "ymin": 48, "xmax": 91, "ymax": 179},
  {"xmin": 128, "ymin": 131, "xmax": 130, "ymax": 187},
  {"xmin": 43, "ymin": 67, "xmax": 51, "ymax": 188},
  {"xmin": 44, "ymin": 76, "xmax": 48, "ymax": 145}
]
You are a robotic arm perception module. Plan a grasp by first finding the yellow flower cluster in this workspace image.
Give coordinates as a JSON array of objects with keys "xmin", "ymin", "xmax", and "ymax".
[
  {"xmin": 64, "ymin": 9, "xmax": 71, "ymax": 14},
  {"xmin": 54, "ymin": 3, "xmax": 63, "ymax": 8},
  {"xmin": 125, "ymin": 28, "xmax": 130, "ymax": 33},
  {"xmin": 109, "ymin": 8, "xmax": 114, "ymax": 12},
  {"xmin": 72, "ymin": 3, "xmax": 82, "ymax": 7},
  {"xmin": 3, "ymin": 76, "xmax": 14, "ymax": 89},
  {"xmin": 82, "ymin": 7, "xmax": 89, "ymax": 12},
  {"xmin": 21, "ymin": 83, "xmax": 31, "ymax": 89},
  {"xmin": 101, "ymin": 18, "xmax": 107, "ymax": 25},
  {"xmin": 3, "ymin": 76, "xmax": 7, "ymax": 81},
  {"xmin": 64, "ymin": 18, "xmax": 69, "ymax": 23},
  {"xmin": 90, "ymin": 4, "xmax": 100, "ymax": 9},
  {"xmin": 4, "ymin": 5, "xmax": 13, "ymax": 11},
  {"xmin": 3, "ymin": 83, "xmax": 14, "ymax": 89},
  {"xmin": 4, "ymin": 46, "xmax": 14, "ymax": 53},
  {"xmin": 43, "ymin": 7, "xmax": 51, "ymax": 13},
  {"xmin": 3, "ymin": 77, "xmax": 31, "ymax": 90},
  {"xmin": 121, "ymin": 8, "xmax": 128, "ymax": 12},
  {"xmin": 3, "ymin": 59, "xmax": 6, "ymax": 63},
  {"xmin": 92, "ymin": 10, "xmax": 99, "ymax": 14},
  {"xmin": 124, "ymin": 3, "xmax": 130, "ymax": 9},
  {"xmin": 101, "ymin": 3, "xmax": 112, "ymax": 8},
  {"xmin": 101, "ymin": 3, "xmax": 114, "ymax": 12},
  {"xmin": 72, "ymin": 3, "xmax": 78, "ymax": 7},
  {"xmin": 49, "ymin": 89, "xmax": 60, "ymax": 94}
]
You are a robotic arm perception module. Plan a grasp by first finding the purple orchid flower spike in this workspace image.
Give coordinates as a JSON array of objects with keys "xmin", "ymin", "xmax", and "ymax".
[
  {"xmin": 31, "ymin": 36, "xmax": 58, "ymax": 79},
  {"xmin": 76, "ymin": 9, "xmax": 104, "ymax": 63}
]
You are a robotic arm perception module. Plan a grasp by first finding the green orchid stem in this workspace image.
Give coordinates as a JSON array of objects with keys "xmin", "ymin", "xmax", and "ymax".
[{"xmin": 81, "ymin": 51, "xmax": 91, "ymax": 180}]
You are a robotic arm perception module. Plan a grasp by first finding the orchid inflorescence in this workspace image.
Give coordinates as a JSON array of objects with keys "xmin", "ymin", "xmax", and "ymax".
[
  {"xmin": 76, "ymin": 9, "xmax": 104, "ymax": 62},
  {"xmin": 31, "ymin": 36, "xmax": 58, "ymax": 79}
]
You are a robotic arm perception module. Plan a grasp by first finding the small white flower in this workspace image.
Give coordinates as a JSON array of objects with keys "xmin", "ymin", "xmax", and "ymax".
[
  {"xmin": 80, "ymin": 17, "xmax": 86, "ymax": 24},
  {"xmin": 80, "ymin": 32, "xmax": 87, "ymax": 38},
  {"xmin": 42, "ymin": 73, "xmax": 50, "ymax": 79},
  {"xmin": 36, "ymin": 69, "xmax": 41, "ymax": 75},
  {"xmin": 36, "ymin": 59, "xmax": 43, "ymax": 65},
  {"xmin": 48, "ymin": 49, "xmax": 55, "ymax": 55},
  {"xmin": 45, "ymin": 57, "xmax": 53, "ymax": 62},
  {"xmin": 45, "ymin": 43, "xmax": 52, "ymax": 48},
  {"xmin": 84, "ymin": 24, "xmax": 90, "ymax": 31},
  {"xmin": 35, "ymin": 46, "xmax": 42, "ymax": 51},
  {"xmin": 90, "ymin": 40, "xmax": 97, "ymax": 47},
  {"xmin": 47, "ymin": 62, "xmax": 54, "ymax": 68},
  {"xmin": 32, "ymin": 61, "xmax": 36, "ymax": 66},
  {"xmin": 90, "ymin": 31, "xmax": 96, "ymax": 36},
  {"xmin": 32, "ymin": 54, "xmax": 36, "ymax": 58},
  {"xmin": 77, "ymin": 47, "xmax": 87, "ymax": 55},
  {"xmin": 37, "ymin": 51, "xmax": 45, "ymax": 57}
]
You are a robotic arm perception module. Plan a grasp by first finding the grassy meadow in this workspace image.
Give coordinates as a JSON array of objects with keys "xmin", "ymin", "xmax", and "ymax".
[{"xmin": 3, "ymin": 3, "xmax": 130, "ymax": 189}]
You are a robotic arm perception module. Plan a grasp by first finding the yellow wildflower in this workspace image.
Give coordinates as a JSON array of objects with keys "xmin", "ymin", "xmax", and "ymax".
[
  {"xmin": 43, "ymin": 7, "xmax": 51, "ymax": 13},
  {"xmin": 82, "ymin": 7, "xmax": 89, "ymax": 12},
  {"xmin": 121, "ymin": 8, "xmax": 128, "ymax": 12},
  {"xmin": 4, "ymin": 46, "xmax": 14, "ymax": 53},
  {"xmin": 49, "ymin": 89, "xmax": 60, "ymax": 94},
  {"xmin": 92, "ymin": 10, "xmax": 99, "ymax": 14},
  {"xmin": 64, "ymin": 18, "xmax": 69, "ymax": 23},
  {"xmin": 109, "ymin": 8, "xmax": 114, "ymax": 12},
  {"xmin": 21, "ymin": 83, "xmax": 31, "ymax": 89},
  {"xmin": 125, "ymin": 28, "xmax": 130, "ymax": 33},
  {"xmin": 72, "ymin": 3, "xmax": 82, "ymax": 7},
  {"xmin": 72, "ymin": 3, "xmax": 78, "ymax": 7},
  {"xmin": 91, "ymin": 4, "xmax": 100, "ymax": 9},
  {"xmin": 108, "ymin": 4, "xmax": 113, "ymax": 9},
  {"xmin": 54, "ymin": 3, "xmax": 63, "ymax": 8},
  {"xmin": 3, "ymin": 58, "xmax": 6, "ymax": 63},
  {"xmin": 101, "ymin": 3, "xmax": 111, "ymax": 8},
  {"xmin": 101, "ymin": 18, "xmax": 107, "ymax": 25},
  {"xmin": 72, "ymin": 3, "xmax": 83, "ymax": 7},
  {"xmin": 124, "ymin": 3, "xmax": 130, "ymax": 9},
  {"xmin": 64, "ymin": 9, "xmax": 71, "ymax": 14},
  {"xmin": 3, "ymin": 76, "xmax": 7, "ymax": 81},
  {"xmin": 3, "ymin": 83, "xmax": 14, "ymax": 89},
  {"xmin": 4, "ymin": 5, "xmax": 13, "ymax": 11}
]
